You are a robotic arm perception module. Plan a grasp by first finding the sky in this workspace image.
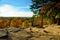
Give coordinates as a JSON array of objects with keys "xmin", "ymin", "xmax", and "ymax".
[{"xmin": 0, "ymin": 0, "xmax": 33, "ymax": 17}]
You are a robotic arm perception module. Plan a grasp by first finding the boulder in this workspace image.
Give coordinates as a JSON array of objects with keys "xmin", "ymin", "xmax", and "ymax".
[
  {"xmin": 0, "ymin": 29, "xmax": 7, "ymax": 37},
  {"xmin": 8, "ymin": 28, "xmax": 31, "ymax": 40},
  {"xmin": 0, "ymin": 29, "xmax": 8, "ymax": 40},
  {"xmin": 7, "ymin": 28, "xmax": 22, "ymax": 32}
]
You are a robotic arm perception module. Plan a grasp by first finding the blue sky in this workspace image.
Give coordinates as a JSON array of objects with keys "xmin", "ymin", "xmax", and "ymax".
[{"xmin": 0, "ymin": 0, "xmax": 33, "ymax": 17}]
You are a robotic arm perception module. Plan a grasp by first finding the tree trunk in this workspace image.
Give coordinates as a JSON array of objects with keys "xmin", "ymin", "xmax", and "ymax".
[
  {"xmin": 8, "ymin": 18, "xmax": 12, "ymax": 28},
  {"xmin": 52, "ymin": 16, "xmax": 56, "ymax": 24},
  {"xmin": 38, "ymin": 14, "xmax": 43, "ymax": 28},
  {"xmin": 56, "ymin": 18, "xmax": 60, "ymax": 25}
]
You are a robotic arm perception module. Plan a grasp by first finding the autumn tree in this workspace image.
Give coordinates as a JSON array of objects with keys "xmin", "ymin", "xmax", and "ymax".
[{"xmin": 30, "ymin": 0, "xmax": 60, "ymax": 28}]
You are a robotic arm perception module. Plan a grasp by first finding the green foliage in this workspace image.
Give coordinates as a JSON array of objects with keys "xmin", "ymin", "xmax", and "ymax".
[{"xmin": 30, "ymin": 0, "xmax": 60, "ymax": 25}]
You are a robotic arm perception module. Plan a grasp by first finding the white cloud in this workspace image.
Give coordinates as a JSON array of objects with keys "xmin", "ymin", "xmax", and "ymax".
[{"xmin": 0, "ymin": 4, "xmax": 33, "ymax": 17}]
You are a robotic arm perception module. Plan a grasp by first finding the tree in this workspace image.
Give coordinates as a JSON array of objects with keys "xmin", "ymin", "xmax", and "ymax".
[
  {"xmin": 30, "ymin": 0, "xmax": 60, "ymax": 28},
  {"xmin": 30, "ymin": 0, "xmax": 50, "ymax": 28}
]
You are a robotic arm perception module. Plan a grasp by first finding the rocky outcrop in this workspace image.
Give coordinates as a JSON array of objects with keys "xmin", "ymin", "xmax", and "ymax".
[
  {"xmin": 0, "ymin": 29, "xmax": 7, "ymax": 37},
  {"xmin": 0, "ymin": 25, "xmax": 60, "ymax": 40},
  {"xmin": 0, "ymin": 29, "xmax": 8, "ymax": 40},
  {"xmin": 7, "ymin": 28, "xmax": 30, "ymax": 40},
  {"xmin": 8, "ymin": 27, "xmax": 60, "ymax": 40}
]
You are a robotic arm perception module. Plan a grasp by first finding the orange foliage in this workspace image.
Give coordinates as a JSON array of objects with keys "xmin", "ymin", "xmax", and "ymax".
[
  {"xmin": 41, "ymin": 4, "xmax": 48, "ymax": 10},
  {"xmin": 47, "ymin": 8, "xmax": 52, "ymax": 16},
  {"xmin": 15, "ymin": 19, "xmax": 20, "ymax": 24},
  {"xmin": 56, "ymin": 3, "xmax": 60, "ymax": 8},
  {"xmin": 40, "ymin": 4, "xmax": 48, "ymax": 14}
]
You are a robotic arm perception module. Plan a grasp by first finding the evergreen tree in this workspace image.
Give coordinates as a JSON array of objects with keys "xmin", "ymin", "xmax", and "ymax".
[{"xmin": 30, "ymin": 0, "xmax": 60, "ymax": 28}]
